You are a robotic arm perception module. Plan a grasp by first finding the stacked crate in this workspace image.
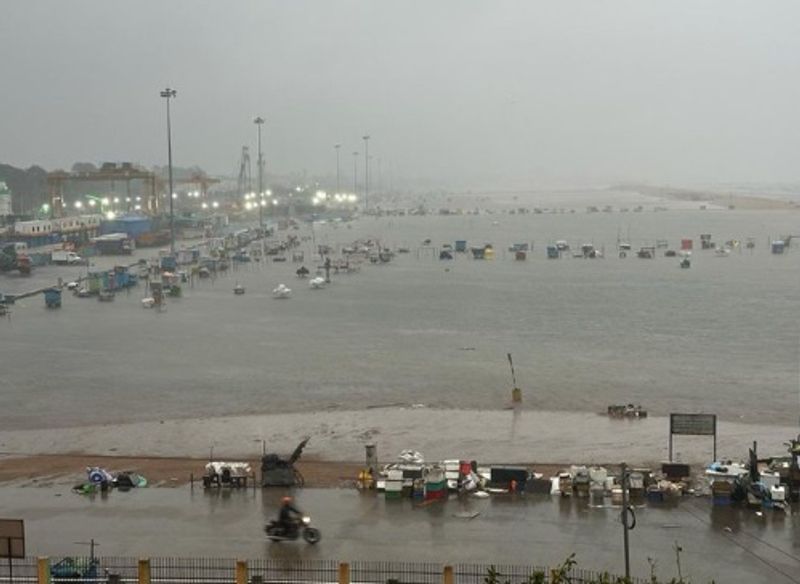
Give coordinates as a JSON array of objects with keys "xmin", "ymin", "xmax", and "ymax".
[
  {"xmin": 385, "ymin": 469, "xmax": 403, "ymax": 500},
  {"xmin": 711, "ymin": 480, "xmax": 733, "ymax": 505},
  {"xmin": 425, "ymin": 467, "xmax": 447, "ymax": 501},
  {"xmin": 443, "ymin": 460, "xmax": 460, "ymax": 491}
]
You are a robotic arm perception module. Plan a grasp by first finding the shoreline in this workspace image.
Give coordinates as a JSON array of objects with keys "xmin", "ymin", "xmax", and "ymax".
[
  {"xmin": 620, "ymin": 184, "xmax": 800, "ymax": 211},
  {"xmin": 0, "ymin": 452, "xmax": 576, "ymax": 489},
  {"xmin": 1, "ymin": 408, "xmax": 795, "ymax": 486}
]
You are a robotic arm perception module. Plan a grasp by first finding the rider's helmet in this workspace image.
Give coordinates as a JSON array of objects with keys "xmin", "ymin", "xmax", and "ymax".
[{"xmin": 282, "ymin": 496, "xmax": 293, "ymax": 505}]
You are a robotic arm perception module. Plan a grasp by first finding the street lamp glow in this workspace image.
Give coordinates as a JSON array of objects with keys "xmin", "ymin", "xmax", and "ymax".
[
  {"xmin": 41, "ymin": 203, "xmax": 50, "ymax": 212},
  {"xmin": 212, "ymin": 201, "xmax": 219, "ymax": 209},
  {"xmin": 171, "ymin": 193, "xmax": 178, "ymax": 199},
  {"xmin": 201, "ymin": 202, "xmax": 208, "ymax": 209},
  {"xmin": 88, "ymin": 200, "xmax": 96, "ymax": 207},
  {"xmin": 113, "ymin": 197, "xmax": 120, "ymax": 204},
  {"xmin": 74, "ymin": 201, "xmax": 83, "ymax": 209},
  {"xmin": 266, "ymin": 189, "xmax": 272, "ymax": 196},
  {"xmin": 106, "ymin": 211, "xmax": 116, "ymax": 220},
  {"xmin": 125, "ymin": 197, "xmax": 131, "ymax": 203},
  {"xmin": 134, "ymin": 204, "xmax": 141, "ymax": 211},
  {"xmin": 102, "ymin": 197, "xmax": 110, "ymax": 206},
  {"xmin": 272, "ymin": 199, "xmax": 278, "ymax": 206}
]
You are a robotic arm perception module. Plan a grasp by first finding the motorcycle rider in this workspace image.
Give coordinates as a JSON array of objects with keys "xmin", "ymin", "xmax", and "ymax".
[{"xmin": 277, "ymin": 496, "xmax": 302, "ymax": 536}]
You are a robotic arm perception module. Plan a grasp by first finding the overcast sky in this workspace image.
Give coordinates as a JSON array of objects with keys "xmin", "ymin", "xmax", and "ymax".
[{"xmin": 2, "ymin": 1, "xmax": 799, "ymax": 188}]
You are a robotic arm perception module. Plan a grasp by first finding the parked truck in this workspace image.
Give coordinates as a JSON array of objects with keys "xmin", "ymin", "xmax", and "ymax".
[{"xmin": 52, "ymin": 250, "xmax": 82, "ymax": 265}]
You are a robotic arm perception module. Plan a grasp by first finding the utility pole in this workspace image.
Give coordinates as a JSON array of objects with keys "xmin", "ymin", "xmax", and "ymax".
[
  {"xmin": 352, "ymin": 151, "xmax": 359, "ymax": 199},
  {"xmin": 254, "ymin": 117, "xmax": 265, "ymax": 231},
  {"xmin": 335, "ymin": 144, "xmax": 341, "ymax": 194},
  {"xmin": 362, "ymin": 135, "xmax": 370, "ymax": 211},
  {"xmin": 620, "ymin": 462, "xmax": 633, "ymax": 581},
  {"xmin": 160, "ymin": 87, "xmax": 177, "ymax": 254}
]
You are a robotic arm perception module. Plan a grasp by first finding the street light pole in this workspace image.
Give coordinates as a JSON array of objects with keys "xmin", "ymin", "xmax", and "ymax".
[
  {"xmin": 160, "ymin": 87, "xmax": 177, "ymax": 255},
  {"xmin": 362, "ymin": 135, "xmax": 370, "ymax": 211},
  {"xmin": 620, "ymin": 462, "xmax": 632, "ymax": 581},
  {"xmin": 335, "ymin": 144, "xmax": 341, "ymax": 194},
  {"xmin": 254, "ymin": 116, "xmax": 265, "ymax": 231},
  {"xmin": 352, "ymin": 151, "xmax": 359, "ymax": 198}
]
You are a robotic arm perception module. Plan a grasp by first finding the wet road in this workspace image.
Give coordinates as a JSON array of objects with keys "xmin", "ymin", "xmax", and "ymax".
[{"xmin": 1, "ymin": 486, "xmax": 797, "ymax": 583}]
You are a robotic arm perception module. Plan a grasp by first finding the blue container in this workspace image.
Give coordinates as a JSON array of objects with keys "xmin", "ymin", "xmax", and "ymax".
[
  {"xmin": 771, "ymin": 241, "xmax": 785, "ymax": 254},
  {"xmin": 455, "ymin": 240, "xmax": 467, "ymax": 253},
  {"xmin": 712, "ymin": 496, "xmax": 731, "ymax": 506},
  {"xmin": 44, "ymin": 288, "xmax": 62, "ymax": 308},
  {"xmin": 547, "ymin": 245, "xmax": 560, "ymax": 259}
]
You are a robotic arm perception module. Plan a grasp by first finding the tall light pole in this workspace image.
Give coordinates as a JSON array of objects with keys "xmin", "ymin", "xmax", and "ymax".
[
  {"xmin": 334, "ymin": 144, "xmax": 341, "ymax": 194},
  {"xmin": 254, "ymin": 116, "xmax": 265, "ymax": 231},
  {"xmin": 352, "ymin": 151, "xmax": 359, "ymax": 198},
  {"xmin": 362, "ymin": 135, "xmax": 370, "ymax": 211},
  {"xmin": 160, "ymin": 87, "xmax": 177, "ymax": 254}
]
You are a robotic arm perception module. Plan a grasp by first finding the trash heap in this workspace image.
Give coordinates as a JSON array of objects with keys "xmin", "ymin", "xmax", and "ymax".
[
  {"xmin": 705, "ymin": 436, "xmax": 800, "ymax": 510},
  {"xmin": 73, "ymin": 466, "xmax": 147, "ymax": 494}
]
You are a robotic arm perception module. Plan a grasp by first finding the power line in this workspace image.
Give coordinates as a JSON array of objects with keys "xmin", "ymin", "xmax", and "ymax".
[{"xmin": 681, "ymin": 502, "xmax": 800, "ymax": 584}]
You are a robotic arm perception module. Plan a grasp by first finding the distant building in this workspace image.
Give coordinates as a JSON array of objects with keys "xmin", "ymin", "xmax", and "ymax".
[{"xmin": 0, "ymin": 181, "xmax": 12, "ymax": 217}]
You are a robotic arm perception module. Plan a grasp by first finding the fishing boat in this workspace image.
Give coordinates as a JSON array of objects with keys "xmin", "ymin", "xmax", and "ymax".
[
  {"xmin": 714, "ymin": 247, "xmax": 731, "ymax": 257},
  {"xmin": 272, "ymin": 284, "xmax": 292, "ymax": 298},
  {"xmin": 680, "ymin": 257, "xmax": 691, "ymax": 269},
  {"xmin": 233, "ymin": 283, "xmax": 245, "ymax": 295}
]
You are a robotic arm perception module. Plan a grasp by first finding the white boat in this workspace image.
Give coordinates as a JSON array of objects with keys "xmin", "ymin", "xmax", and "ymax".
[
  {"xmin": 309, "ymin": 277, "xmax": 326, "ymax": 289},
  {"xmin": 272, "ymin": 284, "xmax": 292, "ymax": 299},
  {"xmin": 714, "ymin": 247, "xmax": 731, "ymax": 257}
]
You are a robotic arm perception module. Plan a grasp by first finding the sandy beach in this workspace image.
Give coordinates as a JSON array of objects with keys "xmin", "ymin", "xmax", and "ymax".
[{"xmin": 1, "ymin": 408, "xmax": 795, "ymax": 487}]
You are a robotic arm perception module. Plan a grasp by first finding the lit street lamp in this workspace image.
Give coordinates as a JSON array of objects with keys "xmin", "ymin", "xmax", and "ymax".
[
  {"xmin": 254, "ymin": 116, "xmax": 265, "ymax": 230},
  {"xmin": 160, "ymin": 87, "xmax": 177, "ymax": 254}
]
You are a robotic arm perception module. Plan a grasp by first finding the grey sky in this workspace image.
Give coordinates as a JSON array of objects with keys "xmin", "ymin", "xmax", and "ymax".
[{"xmin": 2, "ymin": 1, "xmax": 799, "ymax": 188}]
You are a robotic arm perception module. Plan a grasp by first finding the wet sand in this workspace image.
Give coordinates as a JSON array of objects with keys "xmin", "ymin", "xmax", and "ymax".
[
  {"xmin": 0, "ymin": 408, "xmax": 795, "ymax": 487},
  {"xmin": 0, "ymin": 453, "xmax": 365, "ymax": 488}
]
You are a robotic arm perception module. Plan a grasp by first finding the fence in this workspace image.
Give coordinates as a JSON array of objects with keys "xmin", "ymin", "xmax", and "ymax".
[{"xmin": 0, "ymin": 557, "xmax": 647, "ymax": 584}]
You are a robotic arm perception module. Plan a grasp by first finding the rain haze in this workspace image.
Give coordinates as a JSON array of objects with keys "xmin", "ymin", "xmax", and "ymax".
[
  {"xmin": 2, "ymin": 3, "xmax": 800, "ymax": 582},
  {"xmin": 2, "ymin": 0, "xmax": 800, "ymax": 187}
]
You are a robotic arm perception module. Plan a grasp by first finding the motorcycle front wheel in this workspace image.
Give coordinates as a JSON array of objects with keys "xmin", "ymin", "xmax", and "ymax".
[{"xmin": 302, "ymin": 527, "xmax": 321, "ymax": 544}]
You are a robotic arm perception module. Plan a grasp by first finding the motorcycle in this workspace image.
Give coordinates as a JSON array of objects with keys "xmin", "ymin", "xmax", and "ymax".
[{"xmin": 265, "ymin": 515, "xmax": 321, "ymax": 544}]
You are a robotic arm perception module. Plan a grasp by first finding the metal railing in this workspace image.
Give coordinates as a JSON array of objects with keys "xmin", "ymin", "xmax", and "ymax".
[{"xmin": 0, "ymin": 557, "xmax": 645, "ymax": 584}]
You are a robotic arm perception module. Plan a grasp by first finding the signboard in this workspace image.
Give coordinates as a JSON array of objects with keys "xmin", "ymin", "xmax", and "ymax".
[
  {"xmin": 670, "ymin": 414, "xmax": 716, "ymax": 436},
  {"xmin": 668, "ymin": 413, "xmax": 717, "ymax": 462},
  {"xmin": 0, "ymin": 519, "xmax": 25, "ymax": 558}
]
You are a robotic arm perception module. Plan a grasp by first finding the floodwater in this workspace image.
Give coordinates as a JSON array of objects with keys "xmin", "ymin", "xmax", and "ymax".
[
  {"xmin": 1, "ymin": 192, "xmax": 798, "ymax": 434},
  {"xmin": 0, "ymin": 486, "xmax": 797, "ymax": 583}
]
